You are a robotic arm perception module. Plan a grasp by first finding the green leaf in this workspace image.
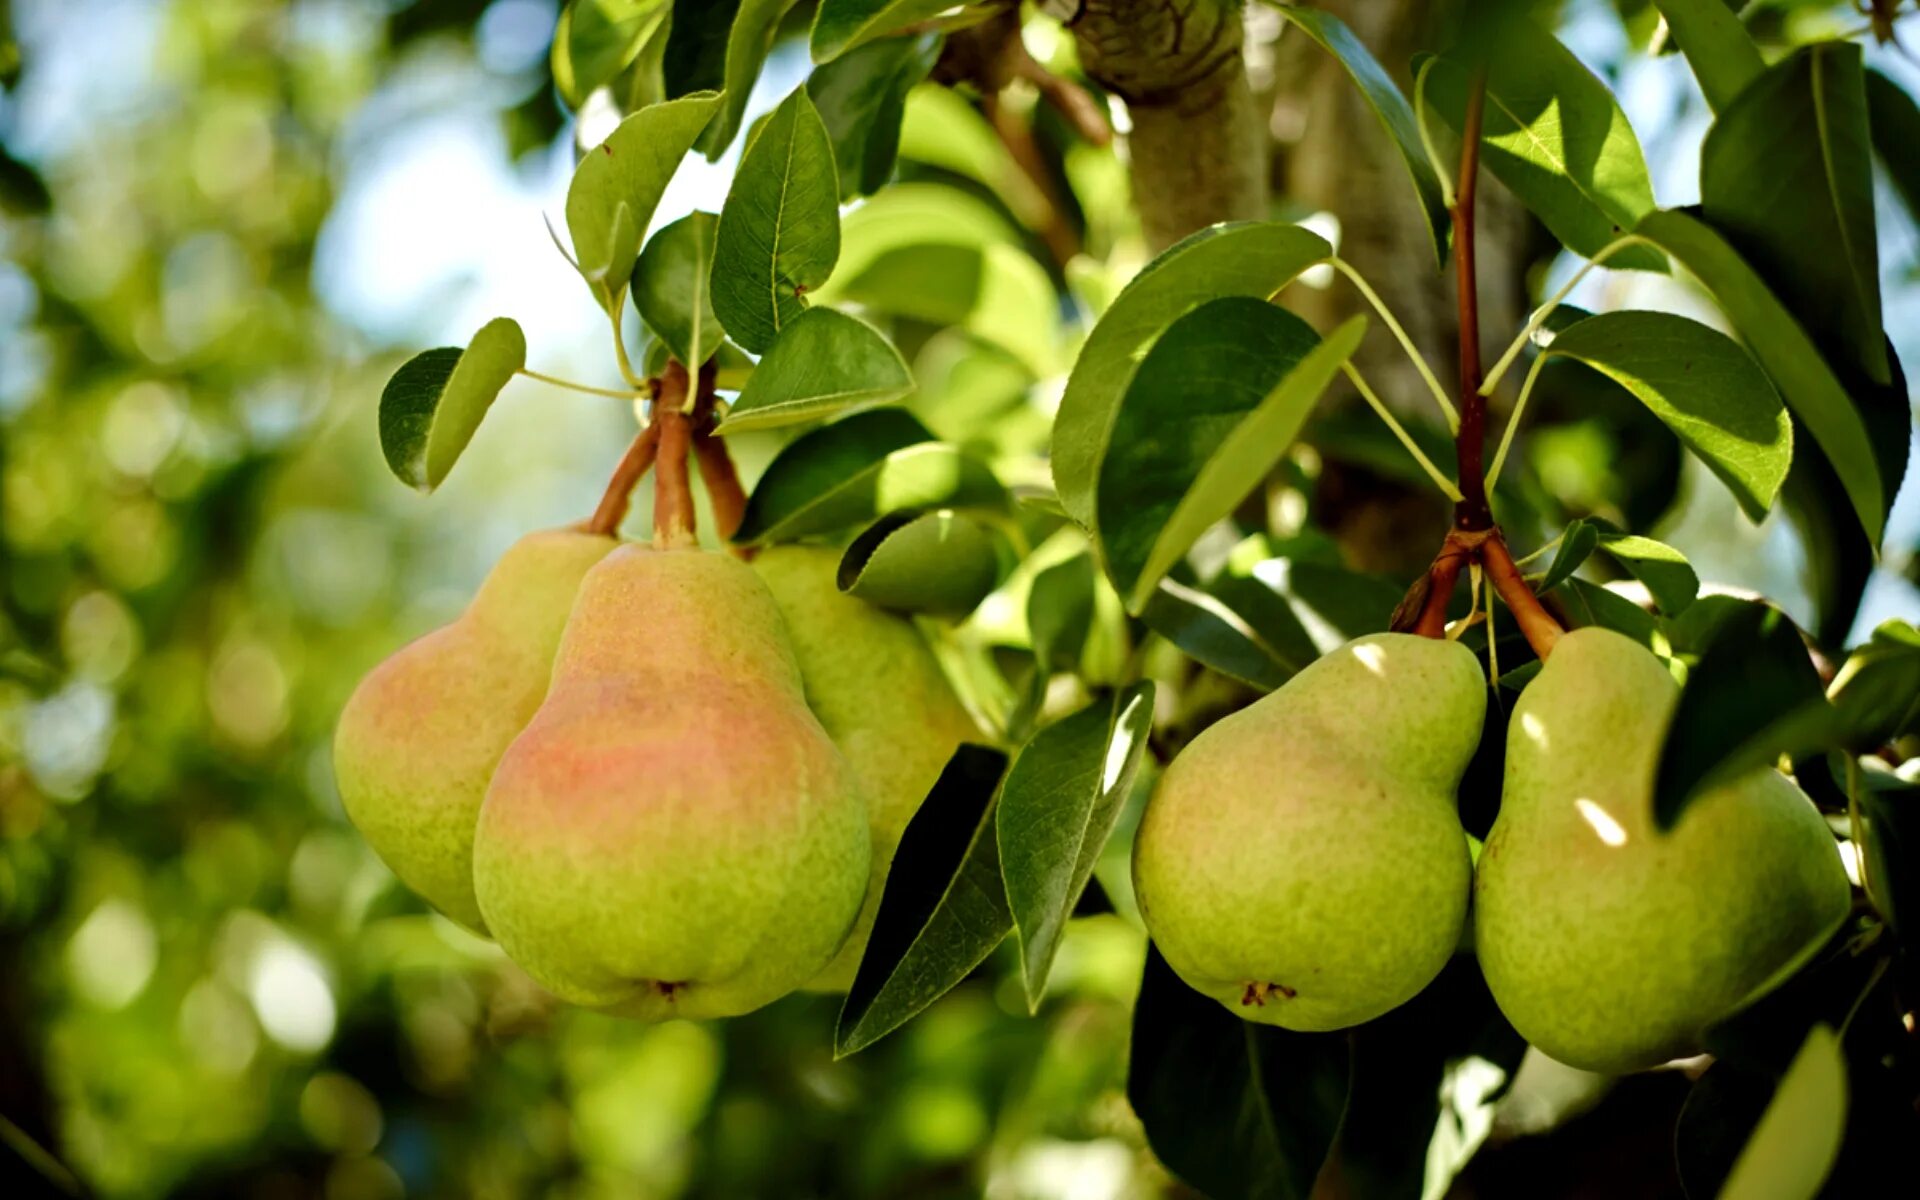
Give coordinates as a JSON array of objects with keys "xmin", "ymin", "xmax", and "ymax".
[
  {"xmin": 1866, "ymin": 69, "xmax": 1920, "ymax": 235},
  {"xmin": 661, "ymin": 0, "xmax": 737, "ymax": 96},
  {"xmin": 1027, "ymin": 553, "xmax": 1096, "ymax": 676},
  {"xmin": 997, "ymin": 684, "xmax": 1155, "ymax": 1010},
  {"xmin": 897, "ymin": 83, "xmax": 1052, "ymax": 233},
  {"xmin": 1560, "ymin": 577, "xmax": 1661, "ymax": 648},
  {"xmin": 1717, "ymin": 1024, "xmax": 1846, "ymax": 1200},
  {"xmin": 1423, "ymin": 23, "xmax": 1662, "ymax": 268},
  {"xmin": 1271, "ymin": 4, "xmax": 1449, "ymax": 265},
  {"xmin": 553, "ymin": 0, "xmax": 670, "ymax": 109},
  {"xmin": 1542, "ymin": 311, "xmax": 1789, "ymax": 520},
  {"xmin": 565, "ymin": 91, "xmax": 721, "ymax": 306},
  {"xmin": 734, "ymin": 408, "xmax": 933, "ymax": 542},
  {"xmin": 835, "ymin": 744, "xmax": 1011, "ymax": 1056},
  {"xmin": 1100, "ymin": 307, "xmax": 1364, "ymax": 613},
  {"xmin": 1052, "ymin": 223, "xmax": 1332, "ymax": 528},
  {"xmin": 1827, "ymin": 620, "xmax": 1920, "ymax": 748},
  {"xmin": 1128, "ymin": 944, "xmax": 1348, "ymax": 1200},
  {"xmin": 1252, "ymin": 557, "xmax": 1403, "ymax": 649},
  {"xmin": 839, "ymin": 510, "xmax": 1003, "ymax": 616},
  {"xmin": 1537, "ymin": 518, "xmax": 1600, "ymax": 594},
  {"xmin": 378, "ymin": 318, "xmax": 525, "ymax": 493},
  {"xmin": 1856, "ymin": 760, "xmax": 1920, "ymax": 938},
  {"xmin": 1633, "ymin": 209, "xmax": 1885, "ymax": 545},
  {"xmin": 1701, "ymin": 43, "xmax": 1887, "ymax": 386},
  {"xmin": 1653, "ymin": 601, "xmax": 1825, "ymax": 829},
  {"xmin": 632, "ymin": 211, "xmax": 723, "ymax": 369},
  {"xmin": 1650, "ymin": 0, "xmax": 1764, "ymax": 114},
  {"xmin": 696, "ymin": 1, "xmax": 805, "ymax": 158},
  {"xmin": 811, "ymin": 0, "xmax": 954, "ymax": 65},
  {"xmin": 739, "ymin": 433, "xmax": 1007, "ymax": 544},
  {"xmin": 718, "ymin": 308, "xmax": 912, "ymax": 434},
  {"xmin": 1596, "ymin": 532, "xmax": 1697, "ymax": 615},
  {"xmin": 1138, "ymin": 576, "xmax": 1312, "ymax": 692},
  {"xmin": 711, "ymin": 87, "xmax": 841, "ymax": 354},
  {"xmin": 825, "ymin": 241, "xmax": 1058, "ymax": 379},
  {"xmin": 807, "ymin": 34, "xmax": 940, "ymax": 198}
]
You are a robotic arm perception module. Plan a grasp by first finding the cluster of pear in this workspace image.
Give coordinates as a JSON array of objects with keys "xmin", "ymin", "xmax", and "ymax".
[
  {"xmin": 333, "ymin": 533, "xmax": 975, "ymax": 1019},
  {"xmin": 1133, "ymin": 627, "xmax": 1851, "ymax": 1073}
]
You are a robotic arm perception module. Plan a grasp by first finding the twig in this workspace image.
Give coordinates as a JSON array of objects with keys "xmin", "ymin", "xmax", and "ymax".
[
  {"xmin": 690, "ymin": 363, "xmax": 751, "ymax": 553},
  {"xmin": 652, "ymin": 361, "xmax": 697, "ymax": 547},
  {"xmin": 1451, "ymin": 65, "xmax": 1493, "ymax": 532},
  {"xmin": 1482, "ymin": 533, "xmax": 1562, "ymax": 660}
]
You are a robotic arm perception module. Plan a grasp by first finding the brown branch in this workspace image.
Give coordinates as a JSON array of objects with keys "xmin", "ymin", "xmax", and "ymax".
[
  {"xmin": 585, "ymin": 420, "xmax": 660, "ymax": 536},
  {"xmin": 1451, "ymin": 66, "xmax": 1493, "ymax": 532},
  {"xmin": 651, "ymin": 361, "xmax": 696, "ymax": 548},
  {"xmin": 1482, "ymin": 533, "xmax": 1562, "ymax": 660},
  {"xmin": 689, "ymin": 363, "xmax": 751, "ymax": 554}
]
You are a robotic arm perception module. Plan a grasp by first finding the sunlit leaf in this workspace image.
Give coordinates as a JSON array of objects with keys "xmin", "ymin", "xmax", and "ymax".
[
  {"xmin": 552, "ymin": 0, "xmax": 669, "ymax": 109},
  {"xmin": 1650, "ymin": 0, "xmax": 1763, "ymax": 113},
  {"xmin": 719, "ymin": 308, "xmax": 912, "ymax": 433},
  {"xmin": 812, "ymin": 0, "xmax": 955, "ymax": 65},
  {"xmin": 632, "ymin": 211, "xmax": 723, "ymax": 369},
  {"xmin": 807, "ymin": 34, "xmax": 941, "ymax": 198},
  {"xmin": 1596, "ymin": 532, "xmax": 1697, "ymax": 615},
  {"xmin": 565, "ymin": 91, "xmax": 721, "ymax": 305},
  {"xmin": 378, "ymin": 317, "xmax": 525, "ymax": 493},
  {"xmin": 697, "ymin": 0, "xmax": 805, "ymax": 159},
  {"xmin": 839, "ymin": 510, "xmax": 1003, "ymax": 616},
  {"xmin": 1717, "ymin": 1024, "xmax": 1846, "ymax": 1200}
]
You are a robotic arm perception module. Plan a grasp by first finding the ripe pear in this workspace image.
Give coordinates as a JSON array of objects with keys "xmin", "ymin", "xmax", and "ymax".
[
  {"xmin": 472, "ymin": 545, "xmax": 871, "ymax": 1020},
  {"xmin": 1474, "ymin": 627, "xmax": 1851, "ymax": 1074},
  {"xmin": 751, "ymin": 545, "xmax": 981, "ymax": 991},
  {"xmin": 1133, "ymin": 633, "xmax": 1485, "ymax": 1031},
  {"xmin": 333, "ymin": 527, "xmax": 615, "ymax": 933}
]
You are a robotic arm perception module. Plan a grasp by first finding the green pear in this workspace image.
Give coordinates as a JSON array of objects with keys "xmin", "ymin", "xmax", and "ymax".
[
  {"xmin": 1475, "ymin": 627, "xmax": 1851, "ymax": 1074},
  {"xmin": 1133, "ymin": 633, "xmax": 1485, "ymax": 1031},
  {"xmin": 333, "ymin": 527, "xmax": 615, "ymax": 932},
  {"xmin": 472, "ymin": 545, "xmax": 871, "ymax": 1020},
  {"xmin": 751, "ymin": 545, "xmax": 981, "ymax": 992}
]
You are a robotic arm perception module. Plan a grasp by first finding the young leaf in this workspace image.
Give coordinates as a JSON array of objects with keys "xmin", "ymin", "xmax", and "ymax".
[
  {"xmin": 1649, "ymin": 0, "xmax": 1764, "ymax": 113},
  {"xmin": 1633, "ymin": 210, "xmax": 1885, "ymax": 545},
  {"xmin": 1537, "ymin": 518, "xmax": 1600, "ymax": 595},
  {"xmin": 739, "ymin": 438, "xmax": 1007, "ymax": 543},
  {"xmin": 839, "ymin": 510, "xmax": 1002, "ymax": 616},
  {"xmin": 378, "ymin": 317, "xmax": 526, "ymax": 493},
  {"xmin": 696, "ymin": 0, "xmax": 803, "ymax": 159},
  {"xmin": 552, "ymin": 0, "xmax": 669, "ymax": 109},
  {"xmin": 997, "ymin": 684, "xmax": 1155, "ymax": 1010},
  {"xmin": 811, "ymin": 0, "xmax": 953, "ymax": 64},
  {"xmin": 1717, "ymin": 1024, "xmax": 1847, "ymax": 1200},
  {"xmin": 717, "ymin": 308, "xmax": 913, "ymax": 434},
  {"xmin": 1270, "ymin": 4, "xmax": 1450, "ymax": 265},
  {"xmin": 1051, "ymin": 222, "xmax": 1332, "ymax": 528},
  {"xmin": 1128, "ymin": 944, "xmax": 1349, "ymax": 1200},
  {"xmin": 835, "ymin": 744, "xmax": 1011, "ymax": 1056},
  {"xmin": 1701, "ymin": 42, "xmax": 1887, "ymax": 386},
  {"xmin": 565, "ymin": 91, "xmax": 722, "ymax": 305},
  {"xmin": 807, "ymin": 34, "xmax": 940, "ymax": 199},
  {"xmin": 1422, "ymin": 23, "xmax": 1663, "ymax": 268},
  {"xmin": 632, "ymin": 211, "xmax": 723, "ymax": 369},
  {"xmin": 1596, "ymin": 532, "xmax": 1697, "ymax": 615},
  {"xmin": 711, "ymin": 87, "xmax": 842, "ymax": 353}
]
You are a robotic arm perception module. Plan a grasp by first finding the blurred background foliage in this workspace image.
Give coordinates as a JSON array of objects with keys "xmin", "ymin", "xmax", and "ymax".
[{"xmin": 0, "ymin": 1, "xmax": 1916, "ymax": 1198}]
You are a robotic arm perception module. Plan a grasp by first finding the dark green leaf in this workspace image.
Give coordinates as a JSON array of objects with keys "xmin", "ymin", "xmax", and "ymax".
[
  {"xmin": 718, "ymin": 308, "xmax": 913, "ymax": 433},
  {"xmin": 1027, "ymin": 553, "xmax": 1096, "ymax": 676},
  {"xmin": 1701, "ymin": 43, "xmax": 1887, "ymax": 386},
  {"xmin": 839, "ymin": 510, "xmax": 1003, "ymax": 616},
  {"xmin": 807, "ymin": 34, "xmax": 940, "ymax": 198},
  {"xmin": 1856, "ymin": 761, "xmax": 1919, "ymax": 937},
  {"xmin": 1866, "ymin": 69, "xmax": 1920, "ymax": 234},
  {"xmin": 1139, "ymin": 577, "xmax": 1306, "ymax": 692},
  {"xmin": 565, "ymin": 91, "xmax": 721, "ymax": 305},
  {"xmin": 740, "ymin": 435, "xmax": 1007, "ymax": 544},
  {"xmin": 1560, "ymin": 577, "xmax": 1661, "ymax": 647},
  {"xmin": 1256, "ymin": 559, "xmax": 1403, "ymax": 646},
  {"xmin": 1424, "ymin": 22, "xmax": 1662, "ymax": 267},
  {"xmin": 835, "ymin": 744, "xmax": 1011, "ymax": 1056},
  {"xmin": 696, "ymin": 0, "xmax": 804, "ymax": 158},
  {"xmin": 810, "ymin": 0, "xmax": 951, "ymax": 64},
  {"xmin": 1634, "ymin": 209, "xmax": 1887, "ymax": 545},
  {"xmin": 662, "ymin": 0, "xmax": 737, "ymax": 96},
  {"xmin": 1273, "ymin": 5, "xmax": 1450, "ymax": 265},
  {"xmin": 734, "ymin": 409, "xmax": 933, "ymax": 542},
  {"xmin": 1128, "ymin": 943, "xmax": 1348, "ymax": 1200},
  {"xmin": 1650, "ymin": 0, "xmax": 1763, "ymax": 113},
  {"xmin": 632, "ymin": 211, "xmax": 723, "ymax": 369},
  {"xmin": 712, "ymin": 87, "xmax": 841, "ymax": 353},
  {"xmin": 997, "ymin": 684, "xmax": 1155, "ymax": 1010},
  {"xmin": 1051, "ymin": 222, "xmax": 1332, "ymax": 527},
  {"xmin": 377, "ymin": 317, "xmax": 526, "ymax": 493},
  {"xmin": 1596, "ymin": 532, "xmax": 1697, "ymax": 615},
  {"xmin": 1537, "ymin": 518, "xmax": 1600, "ymax": 594}
]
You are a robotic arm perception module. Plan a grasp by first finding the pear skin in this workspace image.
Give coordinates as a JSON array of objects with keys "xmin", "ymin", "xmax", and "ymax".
[
  {"xmin": 1474, "ymin": 627, "xmax": 1851, "ymax": 1074},
  {"xmin": 752, "ymin": 545, "xmax": 981, "ymax": 992},
  {"xmin": 472, "ymin": 546, "xmax": 870, "ymax": 1020},
  {"xmin": 1133, "ymin": 633, "xmax": 1485, "ymax": 1031},
  {"xmin": 333, "ymin": 527, "xmax": 615, "ymax": 932}
]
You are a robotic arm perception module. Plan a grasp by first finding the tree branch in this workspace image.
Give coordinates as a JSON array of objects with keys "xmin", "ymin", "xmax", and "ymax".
[{"xmin": 1450, "ymin": 65, "xmax": 1492, "ymax": 532}]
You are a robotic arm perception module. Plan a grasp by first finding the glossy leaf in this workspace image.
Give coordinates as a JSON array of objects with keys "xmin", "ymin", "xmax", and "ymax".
[
  {"xmin": 711, "ymin": 87, "xmax": 841, "ymax": 354},
  {"xmin": 733, "ymin": 408, "xmax": 933, "ymax": 542},
  {"xmin": 1560, "ymin": 577, "xmax": 1661, "ymax": 647},
  {"xmin": 718, "ymin": 308, "xmax": 913, "ymax": 434},
  {"xmin": 1423, "ymin": 22, "xmax": 1662, "ymax": 268},
  {"xmin": 1138, "ymin": 575, "xmax": 1312, "ymax": 692},
  {"xmin": 839, "ymin": 509, "xmax": 1003, "ymax": 616},
  {"xmin": 1650, "ymin": 0, "xmax": 1763, "ymax": 113},
  {"xmin": 1027, "ymin": 553, "xmax": 1096, "ymax": 676},
  {"xmin": 811, "ymin": 0, "xmax": 952, "ymax": 64},
  {"xmin": 997, "ymin": 684, "xmax": 1155, "ymax": 1009},
  {"xmin": 1866, "ymin": 70, "xmax": 1920, "ymax": 233},
  {"xmin": 565, "ymin": 91, "xmax": 721, "ymax": 304},
  {"xmin": 1633, "ymin": 209, "xmax": 1885, "ymax": 545},
  {"xmin": 835, "ymin": 745, "xmax": 1011, "ymax": 1056},
  {"xmin": 552, "ymin": 0, "xmax": 669, "ymax": 109},
  {"xmin": 1537, "ymin": 518, "xmax": 1600, "ymax": 595},
  {"xmin": 378, "ymin": 317, "xmax": 525, "ymax": 493},
  {"xmin": 632, "ymin": 211, "xmax": 723, "ymax": 369},
  {"xmin": 1051, "ymin": 222, "xmax": 1331, "ymax": 528},
  {"xmin": 1128, "ymin": 944, "xmax": 1348, "ymax": 1200},
  {"xmin": 807, "ymin": 34, "xmax": 940, "ymax": 198},
  {"xmin": 740, "ymin": 438, "xmax": 1006, "ymax": 544},
  {"xmin": 1701, "ymin": 43, "xmax": 1887, "ymax": 385},
  {"xmin": 1273, "ymin": 4, "xmax": 1449, "ymax": 264},
  {"xmin": 697, "ymin": 0, "xmax": 803, "ymax": 158},
  {"xmin": 1596, "ymin": 532, "xmax": 1697, "ymax": 615},
  {"xmin": 1718, "ymin": 1024, "xmax": 1846, "ymax": 1200}
]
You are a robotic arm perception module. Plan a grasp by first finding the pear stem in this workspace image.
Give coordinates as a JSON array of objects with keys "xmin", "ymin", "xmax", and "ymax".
[
  {"xmin": 586, "ymin": 420, "xmax": 661, "ymax": 536},
  {"xmin": 1482, "ymin": 533, "xmax": 1562, "ymax": 660},
  {"xmin": 1450, "ymin": 65, "xmax": 1493, "ymax": 533},
  {"xmin": 652, "ymin": 361, "xmax": 698, "ymax": 548},
  {"xmin": 690, "ymin": 362, "xmax": 751, "ymax": 556}
]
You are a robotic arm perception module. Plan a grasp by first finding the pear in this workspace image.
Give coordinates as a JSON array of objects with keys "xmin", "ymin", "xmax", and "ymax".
[
  {"xmin": 472, "ymin": 545, "xmax": 871, "ymax": 1020},
  {"xmin": 1132, "ymin": 633, "xmax": 1485, "ymax": 1031},
  {"xmin": 752, "ymin": 545, "xmax": 981, "ymax": 991},
  {"xmin": 333, "ymin": 527, "xmax": 615, "ymax": 933},
  {"xmin": 1474, "ymin": 627, "xmax": 1851, "ymax": 1074}
]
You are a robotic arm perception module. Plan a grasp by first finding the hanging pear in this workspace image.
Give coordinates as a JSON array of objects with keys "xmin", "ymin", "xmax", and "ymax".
[
  {"xmin": 333, "ymin": 527, "xmax": 615, "ymax": 933},
  {"xmin": 472, "ymin": 545, "xmax": 871, "ymax": 1020},
  {"xmin": 751, "ymin": 545, "xmax": 981, "ymax": 991},
  {"xmin": 1133, "ymin": 633, "xmax": 1486, "ymax": 1031},
  {"xmin": 1474, "ymin": 627, "xmax": 1851, "ymax": 1074}
]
